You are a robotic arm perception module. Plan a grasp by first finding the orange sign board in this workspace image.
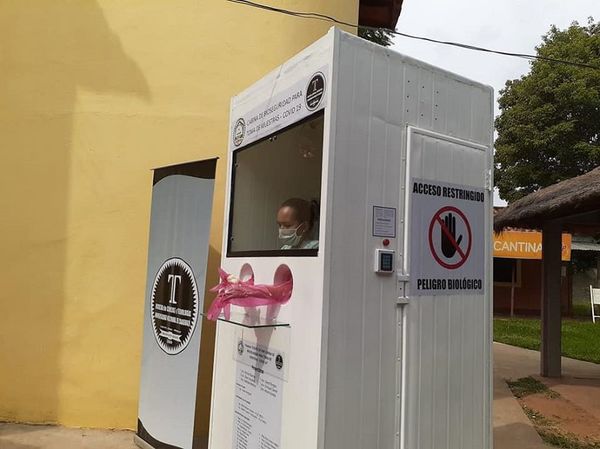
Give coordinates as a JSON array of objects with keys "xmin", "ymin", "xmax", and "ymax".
[{"xmin": 493, "ymin": 231, "xmax": 571, "ymax": 261}]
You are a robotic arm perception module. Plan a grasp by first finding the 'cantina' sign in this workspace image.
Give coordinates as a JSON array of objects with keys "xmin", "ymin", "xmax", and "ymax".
[{"xmin": 493, "ymin": 230, "xmax": 571, "ymax": 261}]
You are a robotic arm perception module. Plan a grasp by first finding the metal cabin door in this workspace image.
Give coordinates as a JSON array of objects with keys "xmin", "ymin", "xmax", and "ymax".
[{"xmin": 400, "ymin": 126, "xmax": 491, "ymax": 449}]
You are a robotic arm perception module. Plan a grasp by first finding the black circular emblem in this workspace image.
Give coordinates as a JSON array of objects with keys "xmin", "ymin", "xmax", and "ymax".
[
  {"xmin": 306, "ymin": 72, "xmax": 325, "ymax": 111},
  {"xmin": 151, "ymin": 258, "xmax": 199, "ymax": 355},
  {"xmin": 233, "ymin": 118, "xmax": 246, "ymax": 147},
  {"xmin": 237, "ymin": 340, "xmax": 244, "ymax": 355},
  {"xmin": 275, "ymin": 354, "xmax": 283, "ymax": 370}
]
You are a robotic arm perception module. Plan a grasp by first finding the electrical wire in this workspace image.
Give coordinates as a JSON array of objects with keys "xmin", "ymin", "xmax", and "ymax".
[{"xmin": 227, "ymin": 0, "xmax": 600, "ymax": 71}]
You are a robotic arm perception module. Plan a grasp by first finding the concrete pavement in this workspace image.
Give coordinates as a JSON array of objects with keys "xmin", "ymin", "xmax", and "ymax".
[
  {"xmin": 493, "ymin": 371, "xmax": 549, "ymax": 449},
  {"xmin": 0, "ymin": 423, "xmax": 137, "ymax": 449},
  {"xmin": 2, "ymin": 343, "xmax": 599, "ymax": 448},
  {"xmin": 494, "ymin": 341, "xmax": 600, "ymax": 421},
  {"xmin": 493, "ymin": 342, "xmax": 600, "ymax": 449},
  {"xmin": 493, "ymin": 343, "xmax": 549, "ymax": 449}
]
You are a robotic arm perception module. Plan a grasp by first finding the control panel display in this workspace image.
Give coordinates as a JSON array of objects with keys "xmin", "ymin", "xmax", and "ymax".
[{"xmin": 375, "ymin": 249, "xmax": 395, "ymax": 274}]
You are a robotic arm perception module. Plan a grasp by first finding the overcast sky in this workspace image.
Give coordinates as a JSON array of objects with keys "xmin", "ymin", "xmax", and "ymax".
[{"xmin": 393, "ymin": 1, "xmax": 599, "ymax": 205}]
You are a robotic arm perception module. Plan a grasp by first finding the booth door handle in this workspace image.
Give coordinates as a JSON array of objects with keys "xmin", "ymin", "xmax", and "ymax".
[{"xmin": 397, "ymin": 273, "xmax": 410, "ymax": 304}]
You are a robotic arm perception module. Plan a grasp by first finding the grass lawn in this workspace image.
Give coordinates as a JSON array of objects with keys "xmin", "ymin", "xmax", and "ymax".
[{"xmin": 494, "ymin": 317, "xmax": 600, "ymax": 364}]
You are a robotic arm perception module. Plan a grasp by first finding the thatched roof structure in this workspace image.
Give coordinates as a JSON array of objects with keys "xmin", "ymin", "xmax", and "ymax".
[{"xmin": 494, "ymin": 166, "xmax": 600, "ymax": 232}]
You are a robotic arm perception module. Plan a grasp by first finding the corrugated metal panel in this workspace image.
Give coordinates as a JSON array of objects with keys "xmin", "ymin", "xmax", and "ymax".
[
  {"xmin": 572, "ymin": 242, "xmax": 600, "ymax": 251},
  {"xmin": 324, "ymin": 30, "xmax": 492, "ymax": 449},
  {"xmin": 404, "ymin": 127, "xmax": 490, "ymax": 449},
  {"xmin": 571, "ymin": 236, "xmax": 600, "ymax": 252},
  {"xmin": 212, "ymin": 28, "xmax": 492, "ymax": 449},
  {"xmin": 324, "ymin": 31, "xmax": 404, "ymax": 449}
]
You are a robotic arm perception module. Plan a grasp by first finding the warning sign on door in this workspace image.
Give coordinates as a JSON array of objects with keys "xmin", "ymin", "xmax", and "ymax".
[{"xmin": 410, "ymin": 178, "xmax": 485, "ymax": 296}]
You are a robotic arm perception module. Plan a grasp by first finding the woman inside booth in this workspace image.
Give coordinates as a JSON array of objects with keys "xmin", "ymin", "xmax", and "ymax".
[{"xmin": 277, "ymin": 198, "xmax": 319, "ymax": 250}]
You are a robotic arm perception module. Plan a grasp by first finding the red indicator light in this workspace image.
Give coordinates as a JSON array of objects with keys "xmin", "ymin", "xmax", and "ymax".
[{"xmin": 383, "ymin": 239, "xmax": 390, "ymax": 246}]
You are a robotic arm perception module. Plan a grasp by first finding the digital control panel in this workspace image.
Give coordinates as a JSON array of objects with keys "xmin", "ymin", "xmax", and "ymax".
[{"xmin": 374, "ymin": 249, "xmax": 395, "ymax": 274}]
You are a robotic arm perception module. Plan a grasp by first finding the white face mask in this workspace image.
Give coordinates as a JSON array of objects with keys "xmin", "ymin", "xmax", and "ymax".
[{"xmin": 278, "ymin": 225, "xmax": 303, "ymax": 247}]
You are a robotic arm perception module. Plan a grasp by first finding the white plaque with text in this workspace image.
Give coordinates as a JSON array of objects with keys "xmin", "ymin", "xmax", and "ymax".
[{"xmin": 233, "ymin": 340, "xmax": 283, "ymax": 449}]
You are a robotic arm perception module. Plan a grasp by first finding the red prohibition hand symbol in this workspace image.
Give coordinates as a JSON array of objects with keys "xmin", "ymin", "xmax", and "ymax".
[{"xmin": 428, "ymin": 206, "xmax": 472, "ymax": 269}]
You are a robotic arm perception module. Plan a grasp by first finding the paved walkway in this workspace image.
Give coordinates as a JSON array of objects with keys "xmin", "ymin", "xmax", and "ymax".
[
  {"xmin": 494, "ymin": 342, "xmax": 600, "ymax": 449},
  {"xmin": 0, "ymin": 423, "xmax": 137, "ymax": 449},
  {"xmin": 1, "ymin": 343, "xmax": 599, "ymax": 449}
]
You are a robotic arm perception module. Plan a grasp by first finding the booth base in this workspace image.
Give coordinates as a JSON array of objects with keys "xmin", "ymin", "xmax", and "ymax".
[
  {"xmin": 133, "ymin": 435, "xmax": 154, "ymax": 449},
  {"xmin": 134, "ymin": 435, "xmax": 208, "ymax": 449}
]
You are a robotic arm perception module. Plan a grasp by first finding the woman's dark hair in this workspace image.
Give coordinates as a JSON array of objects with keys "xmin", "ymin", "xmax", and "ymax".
[{"xmin": 280, "ymin": 198, "xmax": 320, "ymax": 231}]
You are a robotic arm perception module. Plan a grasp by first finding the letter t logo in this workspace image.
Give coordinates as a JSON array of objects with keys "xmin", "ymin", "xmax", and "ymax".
[{"xmin": 167, "ymin": 274, "xmax": 182, "ymax": 305}]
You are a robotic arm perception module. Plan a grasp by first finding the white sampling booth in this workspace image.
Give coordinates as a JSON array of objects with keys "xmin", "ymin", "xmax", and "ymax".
[{"xmin": 208, "ymin": 28, "xmax": 493, "ymax": 449}]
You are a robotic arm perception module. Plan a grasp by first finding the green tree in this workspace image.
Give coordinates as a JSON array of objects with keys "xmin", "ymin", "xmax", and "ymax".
[
  {"xmin": 495, "ymin": 18, "xmax": 600, "ymax": 203},
  {"xmin": 358, "ymin": 27, "xmax": 394, "ymax": 47}
]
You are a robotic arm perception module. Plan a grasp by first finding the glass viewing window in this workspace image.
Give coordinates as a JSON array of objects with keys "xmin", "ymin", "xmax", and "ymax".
[{"xmin": 228, "ymin": 112, "xmax": 324, "ymax": 257}]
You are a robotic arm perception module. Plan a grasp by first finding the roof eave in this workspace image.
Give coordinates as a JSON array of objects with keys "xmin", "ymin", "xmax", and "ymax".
[
  {"xmin": 494, "ymin": 166, "xmax": 600, "ymax": 233},
  {"xmin": 358, "ymin": 0, "xmax": 404, "ymax": 29}
]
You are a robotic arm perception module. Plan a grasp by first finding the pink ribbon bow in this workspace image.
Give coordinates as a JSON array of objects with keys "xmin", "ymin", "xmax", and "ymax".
[{"xmin": 206, "ymin": 268, "xmax": 293, "ymax": 321}]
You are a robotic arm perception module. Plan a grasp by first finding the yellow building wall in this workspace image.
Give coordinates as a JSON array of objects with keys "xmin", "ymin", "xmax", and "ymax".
[{"xmin": 0, "ymin": 0, "xmax": 358, "ymax": 430}]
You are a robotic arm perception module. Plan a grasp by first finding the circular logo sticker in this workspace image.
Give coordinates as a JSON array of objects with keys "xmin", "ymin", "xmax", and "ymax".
[
  {"xmin": 233, "ymin": 118, "xmax": 246, "ymax": 147},
  {"xmin": 306, "ymin": 72, "xmax": 325, "ymax": 111},
  {"xmin": 275, "ymin": 354, "xmax": 284, "ymax": 370},
  {"xmin": 151, "ymin": 258, "xmax": 199, "ymax": 355}
]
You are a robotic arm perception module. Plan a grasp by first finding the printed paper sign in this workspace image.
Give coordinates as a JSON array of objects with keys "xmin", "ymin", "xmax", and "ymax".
[
  {"xmin": 232, "ymin": 340, "xmax": 284, "ymax": 449},
  {"xmin": 373, "ymin": 206, "xmax": 397, "ymax": 238},
  {"xmin": 231, "ymin": 66, "xmax": 328, "ymax": 149},
  {"xmin": 410, "ymin": 178, "xmax": 485, "ymax": 296},
  {"xmin": 235, "ymin": 339, "xmax": 287, "ymax": 381}
]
